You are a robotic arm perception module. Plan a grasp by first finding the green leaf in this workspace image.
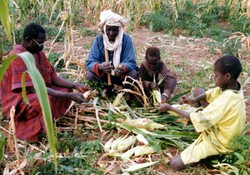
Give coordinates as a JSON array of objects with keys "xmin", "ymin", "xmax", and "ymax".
[
  {"xmin": 0, "ymin": 54, "xmax": 16, "ymax": 81},
  {"xmin": 21, "ymin": 71, "xmax": 29, "ymax": 104},
  {"xmin": 0, "ymin": 0, "xmax": 12, "ymax": 41},
  {"xmin": 234, "ymin": 152, "xmax": 245, "ymax": 165},
  {"xmin": 17, "ymin": 52, "xmax": 58, "ymax": 171},
  {"xmin": 0, "ymin": 132, "xmax": 6, "ymax": 163}
]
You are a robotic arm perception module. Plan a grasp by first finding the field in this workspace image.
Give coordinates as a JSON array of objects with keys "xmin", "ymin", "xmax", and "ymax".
[{"xmin": 1, "ymin": 0, "xmax": 250, "ymax": 174}]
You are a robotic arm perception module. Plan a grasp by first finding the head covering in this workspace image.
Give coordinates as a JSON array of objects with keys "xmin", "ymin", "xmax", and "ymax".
[
  {"xmin": 99, "ymin": 10, "xmax": 128, "ymax": 29},
  {"xmin": 99, "ymin": 10, "xmax": 128, "ymax": 68}
]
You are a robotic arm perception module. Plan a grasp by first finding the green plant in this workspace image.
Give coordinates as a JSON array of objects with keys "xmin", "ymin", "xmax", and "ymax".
[
  {"xmin": 47, "ymin": 52, "xmax": 64, "ymax": 71},
  {"xmin": 219, "ymin": 124, "xmax": 250, "ymax": 175},
  {"xmin": 230, "ymin": 15, "xmax": 250, "ymax": 33},
  {"xmin": 0, "ymin": 132, "xmax": 6, "ymax": 163},
  {"xmin": 221, "ymin": 37, "xmax": 242, "ymax": 56},
  {"xmin": 31, "ymin": 132, "xmax": 103, "ymax": 175},
  {"xmin": 45, "ymin": 27, "xmax": 65, "ymax": 42}
]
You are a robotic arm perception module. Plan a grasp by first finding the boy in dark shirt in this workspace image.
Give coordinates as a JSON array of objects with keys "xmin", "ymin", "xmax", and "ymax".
[{"xmin": 139, "ymin": 47, "xmax": 177, "ymax": 103}]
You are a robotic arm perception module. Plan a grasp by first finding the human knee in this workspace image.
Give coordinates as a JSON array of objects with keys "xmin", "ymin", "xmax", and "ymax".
[
  {"xmin": 127, "ymin": 70, "xmax": 138, "ymax": 79},
  {"xmin": 192, "ymin": 87, "xmax": 205, "ymax": 97},
  {"xmin": 86, "ymin": 71, "xmax": 95, "ymax": 81},
  {"xmin": 170, "ymin": 154, "xmax": 185, "ymax": 171}
]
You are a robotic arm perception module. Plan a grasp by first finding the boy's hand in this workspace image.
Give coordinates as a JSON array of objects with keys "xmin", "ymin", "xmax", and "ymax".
[
  {"xmin": 161, "ymin": 93, "xmax": 170, "ymax": 103},
  {"xmin": 156, "ymin": 103, "xmax": 171, "ymax": 112},
  {"xmin": 149, "ymin": 82, "xmax": 158, "ymax": 90},
  {"xmin": 180, "ymin": 95, "xmax": 194, "ymax": 104}
]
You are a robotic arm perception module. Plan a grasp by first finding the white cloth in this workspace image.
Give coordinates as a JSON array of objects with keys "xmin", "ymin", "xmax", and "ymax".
[{"xmin": 99, "ymin": 10, "xmax": 128, "ymax": 68}]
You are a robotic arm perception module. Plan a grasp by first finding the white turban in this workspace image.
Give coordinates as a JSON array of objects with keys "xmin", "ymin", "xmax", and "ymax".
[
  {"xmin": 99, "ymin": 10, "xmax": 128, "ymax": 68},
  {"xmin": 99, "ymin": 10, "xmax": 128, "ymax": 29}
]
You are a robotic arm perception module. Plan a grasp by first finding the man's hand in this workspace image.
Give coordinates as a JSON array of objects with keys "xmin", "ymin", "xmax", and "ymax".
[
  {"xmin": 114, "ymin": 64, "xmax": 125, "ymax": 77},
  {"xmin": 98, "ymin": 62, "xmax": 112, "ymax": 73}
]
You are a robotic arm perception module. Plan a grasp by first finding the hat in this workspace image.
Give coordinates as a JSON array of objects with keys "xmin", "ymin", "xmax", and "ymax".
[{"xmin": 99, "ymin": 10, "xmax": 128, "ymax": 29}]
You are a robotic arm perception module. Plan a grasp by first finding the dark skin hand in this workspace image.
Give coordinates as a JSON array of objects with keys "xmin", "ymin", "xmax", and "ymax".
[
  {"xmin": 98, "ymin": 61, "xmax": 112, "ymax": 73},
  {"xmin": 27, "ymin": 86, "xmax": 89, "ymax": 104},
  {"xmin": 74, "ymin": 83, "xmax": 90, "ymax": 94},
  {"xmin": 156, "ymin": 103, "xmax": 190, "ymax": 119},
  {"xmin": 114, "ymin": 64, "xmax": 125, "ymax": 77},
  {"xmin": 161, "ymin": 95, "xmax": 168, "ymax": 103},
  {"xmin": 47, "ymin": 88, "xmax": 88, "ymax": 103},
  {"xmin": 41, "ymin": 76, "xmax": 90, "ymax": 103},
  {"xmin": 149, "ymin": 82, "xmax": 159, "ymax": 90}
]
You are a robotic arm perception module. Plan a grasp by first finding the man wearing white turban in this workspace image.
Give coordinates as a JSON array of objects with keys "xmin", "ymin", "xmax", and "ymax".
[{"xmin": 86, "ymin": 10, "xmax": 138, "ymax": 98}]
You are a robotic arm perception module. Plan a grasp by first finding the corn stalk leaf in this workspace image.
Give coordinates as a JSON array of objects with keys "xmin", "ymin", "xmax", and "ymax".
[
  {"xmin": 21, "ymin": 71, "xmax": 29, "ymax": 104},
  {"xmin": 169, "ymin": 90, "xmax": 190, "ymax": 103},
  {"xmin": 17, "ymin": 52, "xmax": 57, "ymax": 170},
  {"xmin": 0, "ymin": 0, "xmax": 12, "ymax": 41},
  {"xmin": 116, "ymin": 123, "xmax": 162, "ymax": 153},
  {"xmin": 0, "ymin": 54, "xmax": 16, "ymax": 81},
  {"xmin": 4, "ymin": 52, "xmax": 58, "ymax": 171},
  {"xmin": 121, "ymin": 97, "xmax": 139, "ymax": 119},
  {"xmin": 0, "ymin": 132, "xmax": 6, "ymax": 163}
]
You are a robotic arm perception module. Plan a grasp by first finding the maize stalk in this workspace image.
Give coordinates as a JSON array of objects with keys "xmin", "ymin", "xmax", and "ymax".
[
  {"xmin": 134, "ymin": 145, "xmax": 155, "ymax": 156},
  {"xmin": 120, "ymin": 146, "xmax": 138, "ymax": 160},
  {"xmin": 120, "ymin": 145, "xmax": 155, "ymax": 160},
  {"xmin": 103, "ymin": 135, "xmax": 136, "ymax": 155},
  {"xmin": 136, "ymin": 134, "xmax": 149, "ymax": 145},
  {"xmin": 152, "ymin": 89, "xmax": 162, "ymax": 105},
  {"xmin": 113, "ymin": 92, "xmax": 124, "ymax": 107},
  {"xmin": 152, "ymin": 74, "xmax": 161, "ymax": 105},
  {"xmin": 124, "ymin": 118, "xmax": 165, "ymax": 130}
]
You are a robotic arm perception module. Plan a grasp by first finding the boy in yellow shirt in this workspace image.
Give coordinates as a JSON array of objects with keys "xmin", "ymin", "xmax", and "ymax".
[{"xmin": 156, "ymin": 55, "xmax": 246, "ymax": 170}]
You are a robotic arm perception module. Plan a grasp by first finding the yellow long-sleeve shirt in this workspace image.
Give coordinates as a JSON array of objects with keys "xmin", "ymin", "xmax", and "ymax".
[{"xmin": 181, "ymin": 87, "xmax": 246, "ymax": 165}]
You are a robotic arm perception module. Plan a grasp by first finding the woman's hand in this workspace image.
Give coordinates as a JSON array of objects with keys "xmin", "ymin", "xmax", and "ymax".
[
  {"xmin": 69, "ymin": 92, "xmax": 88, "ymax": 103},
  {"xmin": 74, "ymin": 83, "xmax": 90, "ymax": 93}
]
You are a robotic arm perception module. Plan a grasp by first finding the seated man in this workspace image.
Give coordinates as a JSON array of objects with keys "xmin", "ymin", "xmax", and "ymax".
[
  {"xmin": 0, "ymin": 23, "xmax": 90, "ymax": 142},
  {"xmin": 85, "ymin": 10, "xmax": 138, "ymax": 98}
]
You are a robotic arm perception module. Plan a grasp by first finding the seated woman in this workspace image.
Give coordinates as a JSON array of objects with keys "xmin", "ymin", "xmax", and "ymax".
[{"xmin": 0, "ymin": 23, "xmax": 90, "ymax": 142}]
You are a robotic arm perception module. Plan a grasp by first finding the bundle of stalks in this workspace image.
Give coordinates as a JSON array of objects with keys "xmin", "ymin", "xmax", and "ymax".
[{"xmin": 121, "ymin": 76, "xmax": 150, "ymax": 107}]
